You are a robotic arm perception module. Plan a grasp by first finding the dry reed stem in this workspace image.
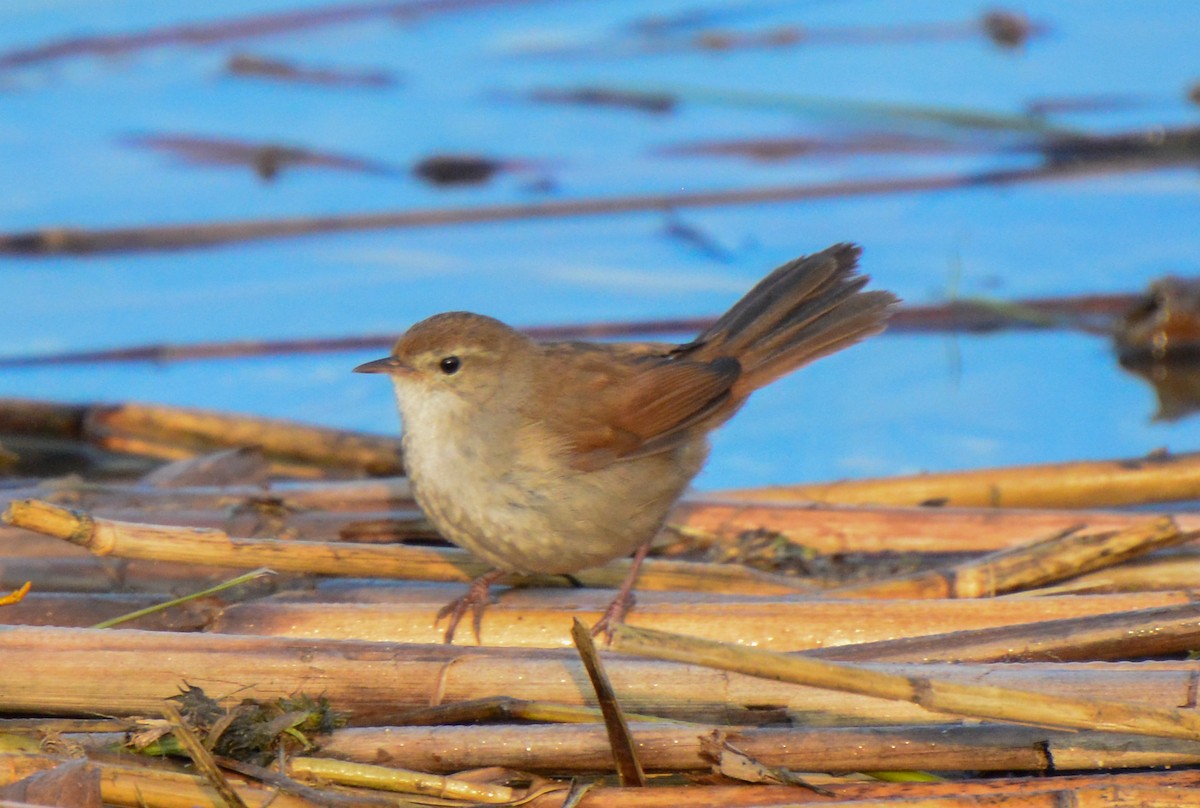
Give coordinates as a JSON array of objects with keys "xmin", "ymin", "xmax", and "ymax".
[
  {"xmin": 526, "ymin": 782, "xmax": 1200, "ymax": 808},
  {"xmin": 58, "ymin": 481, "xmax": 1200, "ymax": 554},
  {"xmin": 207, "ymin": 589, "xmax": 1194, "ymax": 649},
  {"xmin": 611, "ymin": 624, "xmax": 1200, "ymax": 741},
  {"xmin": 287, "ymin": 756, "xmax": 519, "ymax": 802},
  {"xmin": 35, "ymin": 472, "xmax": 1200, "ymax": 552},
  {"xmin": 2, "ymin": 626, "xmax": 1198, "ymax": 726},
  {"xmin": 672, "ymin": 498, "xmax": 1200, "ymax": 554},
  {"xmin": 570, "ymin": 619, "xmax": 646, "ymax": 786},
  {"xmin": 0, "ymin": 555, "xmax": 286, "ymax": 597},
  {"xmin": 1, "ymin": 499, "xmax": 805, "ymax": 596},
  {"xmin": 160, "ymin": 702, "xmax": 248, "ymax": 808},
  {"xmin": 810, "ymin": 601, "xmax": 1200, "ymax": 663},
  {"xmin": 86, "ymin": 403, "xmax": 403, "ymax": 476},
  {"xmin": 517, "ymin": 770, "xmax": 1200, "ymax": 807},
  {"xmin": 0, "ymin": 398, "xmax": 402, "ymax": 477},
  {"xmin": 1, "ymin": 592, "xmax": 216, "ymax": 631},
  {"xmin": 828, "ymin": 517, "xmax": 1187, "ymax": 598},
  {"xmin": 21, "ymin": 722, "xmax": 1200, "ymax": 789},
  {"xmin": 716, "ymin": 451, "xmax": 1200, "ymax": 508},
  {"xmin": 320, "ymin": 721, "xmax": 1200, "ymax": 774},
  {"xmin": 37, "ymin": 507, "xmax": 435, "ymax": 544},
  {"xmin": 1027, "ymin": 552, "xmax": 1200, "ymax": 593},
  {"xmin": 29, "ymin": 475, "xmax": 416, "ymax": 512},
  {"xmin": 381, "ymin": 696, "xmax": 679, "ymax": 726},
  {"xmin": 0, "ymin": 752, "xmax": 315, "ymax": 808}
]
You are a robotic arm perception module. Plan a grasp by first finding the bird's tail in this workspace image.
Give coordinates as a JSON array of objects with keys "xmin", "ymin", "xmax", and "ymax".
[{"xmin": 684, "ymin": 243, "xmax": 898, "ymax": 395}]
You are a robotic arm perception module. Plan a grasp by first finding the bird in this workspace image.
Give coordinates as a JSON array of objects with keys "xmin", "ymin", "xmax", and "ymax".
[{"xmin": 355, "ymin": 243, "xmax": 897, "ymax": 642}]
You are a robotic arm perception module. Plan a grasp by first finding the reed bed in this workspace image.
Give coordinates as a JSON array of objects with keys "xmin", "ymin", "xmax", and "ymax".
[{"xmin": 3, "ymin": 398, "xmax": 1200, "ymax": 807}]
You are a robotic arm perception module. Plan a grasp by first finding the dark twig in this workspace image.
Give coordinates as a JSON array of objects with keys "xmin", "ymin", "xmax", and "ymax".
[
  {"xmin": 0, "ymin": 293, "xmax": 1139, "ymax": 369},
  {"xmin": 0, "ymin": 0, "xmax": 540, "ymax": 71},
  {"xmin": 571, "ymin": 618, "xmax": 647, "ymax": 787},
  {"xmin": 3, "ymin": 139, "xmax": 1193, "ymax": 256}
]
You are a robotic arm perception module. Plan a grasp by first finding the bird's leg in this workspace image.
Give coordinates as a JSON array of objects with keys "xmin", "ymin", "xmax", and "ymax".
[
  {"xmin": 436, "ymin": 569, "xmax": 506, "ymax": 644},
  {"xmin": 590, "ymin": 539, "xmax": 652, "ymax": 642}
]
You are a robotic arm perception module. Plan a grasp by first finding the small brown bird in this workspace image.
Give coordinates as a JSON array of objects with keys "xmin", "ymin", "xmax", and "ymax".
[{"xmin": 356, "ymin": 243, "xmax": 897, "ymax": 642}]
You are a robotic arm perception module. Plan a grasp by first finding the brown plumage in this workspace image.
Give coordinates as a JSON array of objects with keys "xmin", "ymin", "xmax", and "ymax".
[{"xmin": 355, "ymin": 242, "xmax": 897, "ymax": 642}]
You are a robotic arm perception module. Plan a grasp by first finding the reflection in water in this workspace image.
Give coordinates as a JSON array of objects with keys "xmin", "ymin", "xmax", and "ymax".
[
  {"xmin": 1116, "ymin": 277, "xmax": 1200, "ymax": 421},
  {"xmin": 1120, "ymin": 358, "xmax": 1200, "ymax": 422}
]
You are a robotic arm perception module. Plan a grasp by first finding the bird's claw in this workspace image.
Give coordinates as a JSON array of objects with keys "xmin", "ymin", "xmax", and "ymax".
[
  {"xmin": 590, "ymin": 589, "xmax": 636, "ymax": 644},
  {"xmin": 436, "ymin": 570, "xmax": 504, "ymax": 644}
]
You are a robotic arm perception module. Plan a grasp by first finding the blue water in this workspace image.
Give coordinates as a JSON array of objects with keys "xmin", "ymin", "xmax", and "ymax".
[{"xmin": 2, "ymin": 0, "xmax": 1199, "ymax": 488}]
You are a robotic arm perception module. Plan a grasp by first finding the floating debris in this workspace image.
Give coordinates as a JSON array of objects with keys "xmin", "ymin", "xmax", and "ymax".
[
  {"xmin": 981, "ymin": 9, "xmax": 1035, "ymax": 49},
  {"xmin": 1042, "ymin": 125, "xmax": 1200, "ymax": 169},
  {"xmin": 657, "ymin": 131, "xmax": 977, "ymax": 161},
  {"xmin": 411, "ymin": 153, "xmax": 549, "ymax": 187},
  {"xmin": 135, "ymin": 685, "xmax": 345, "ymax": 765},
  {"xmin": 121, "ymin": 133, "xmax": 401, "ymax": 181},
  {"xmin": 510, "ymin": 9, "xmax": 1047, "ymax": 58},
  {"xmin": 528, "ymin": 86, "xmax": 677, "ymax": 114},
  {"xmin": 1115, "ymin": 277, "xmax": 1200, "ymax": 422},
  {"xmin": 412, "ymin": 154, "xmax": 508, "ymax": 186},
  {"xmin": 6, "ymin": 124, "xmax": 1197, "ymax": 255},
  {"xmin": 1115, "ymin": 277, "xmax": 1200, "ymax": 363},
  {"xmin": 224, "ymin": 53, "xmax": 398, "ymax": 88}
]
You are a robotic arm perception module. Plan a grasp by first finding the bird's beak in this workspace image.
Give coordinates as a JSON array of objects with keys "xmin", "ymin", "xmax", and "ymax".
[{"xmin": 353, "ymin": 356, "xmax": 411, "ymax": 374}]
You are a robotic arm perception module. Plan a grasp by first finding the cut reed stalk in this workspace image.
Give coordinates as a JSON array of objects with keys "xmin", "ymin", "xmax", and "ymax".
[
  {"xmin": 0, "ymin": 399, "xmax": 403, "ymax": 477},
  {"xmin": 1025, "ymin": 552, "xmax": 1200, "ymax": 593},
  {"xmin": 0, "ymin": 555, "xmax": 287, "ymax": 596},
  {"xmin": 319, "ymin": 721, "xmax": 1200, "ymax": 774},
  {"xmin": 31, "ymin": 473, "xmax": 1200, "ymax": 553},
  {"xmin": 0, "ymin": 752, "xmax": 315, "ymax": 808},
  {"xmin": 715, "ymin": 451, "xmax": 1200, "ymax": 508},
  {"xmin": 518, "ymin": 772, "xmax": 1200, "ymax": 807},
  {"xmin": 827, "ymin": 517, "xmax": 1189, "ymax": 598},
  {"xmin": 671, "ymin": 499, "xmax": 1200, "ymax": 553},
  {"xmin": 0, "ymin": 626, "xmax": 1197, "ymax": 726},
  {"xmin": 286, "ymin": 756, "xmax": 520, "ymax": 802},
  {"xmin": 0, "ymin": 592, "xmax": 217, "ymax": 631},
  {"xmin": 1, "ymin": 499, "xmax": 806, "ymax": 596},
  {"xmin": 809, "ymin": 601, "xmax": 1200, "ymax": 663},
  {"xmin": 207, "ymin": 588, "xmax": 1194, "ymax": 649},
  {"xmin": 611, "ymin": 625, "xmax": 1200, "ymax": 741}
]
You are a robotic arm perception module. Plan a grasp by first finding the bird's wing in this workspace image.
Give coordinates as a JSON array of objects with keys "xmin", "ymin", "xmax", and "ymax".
[{"xmin": 539, "ymin": 343, "xmax": 741, "ymax": 471}]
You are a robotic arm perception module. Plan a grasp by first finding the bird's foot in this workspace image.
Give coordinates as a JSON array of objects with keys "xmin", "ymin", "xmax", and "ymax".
[
  {"xmin": 589, "ymin": 539, "xmax": 652, "ymax": 643},
  {"xmin": 590, "ymin": 588, "xmax": 637, "ymax": 643},
  {"xmin": 436, "ymin": 570, "xmax": 505, "ymax": 644}
]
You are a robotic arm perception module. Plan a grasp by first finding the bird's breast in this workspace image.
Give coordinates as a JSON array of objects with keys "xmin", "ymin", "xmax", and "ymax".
[{"xmin": 397, "ymin": 383, "xmax": 709, "ymax": 574}]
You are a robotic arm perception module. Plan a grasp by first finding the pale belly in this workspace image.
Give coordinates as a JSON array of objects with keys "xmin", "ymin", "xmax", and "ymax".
[{"xmin": 404, "ymin": 433, "xmax": 708, "ymax": 574}]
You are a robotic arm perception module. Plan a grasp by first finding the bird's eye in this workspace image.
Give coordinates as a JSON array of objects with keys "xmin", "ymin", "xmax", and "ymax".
[{"xmin": 439, "ymin": 356, "xmax": 461, "ymax": 375}]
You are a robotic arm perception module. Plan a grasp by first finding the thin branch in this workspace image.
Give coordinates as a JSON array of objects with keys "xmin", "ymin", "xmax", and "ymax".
[
  {"xmin": 0, "ymin": 155, "xmax": 1185, "ymax": 257},
  {"xmin": 570, "ymin": 619, "xmax": 646, "ymax": 786},
  {"xmin": 611, "ymin": 624, "xmax": 1200, "ymax": 742},
  {"xmin": 0, "ymin": 292, "xmax": 1138, "ymax": 369}
]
